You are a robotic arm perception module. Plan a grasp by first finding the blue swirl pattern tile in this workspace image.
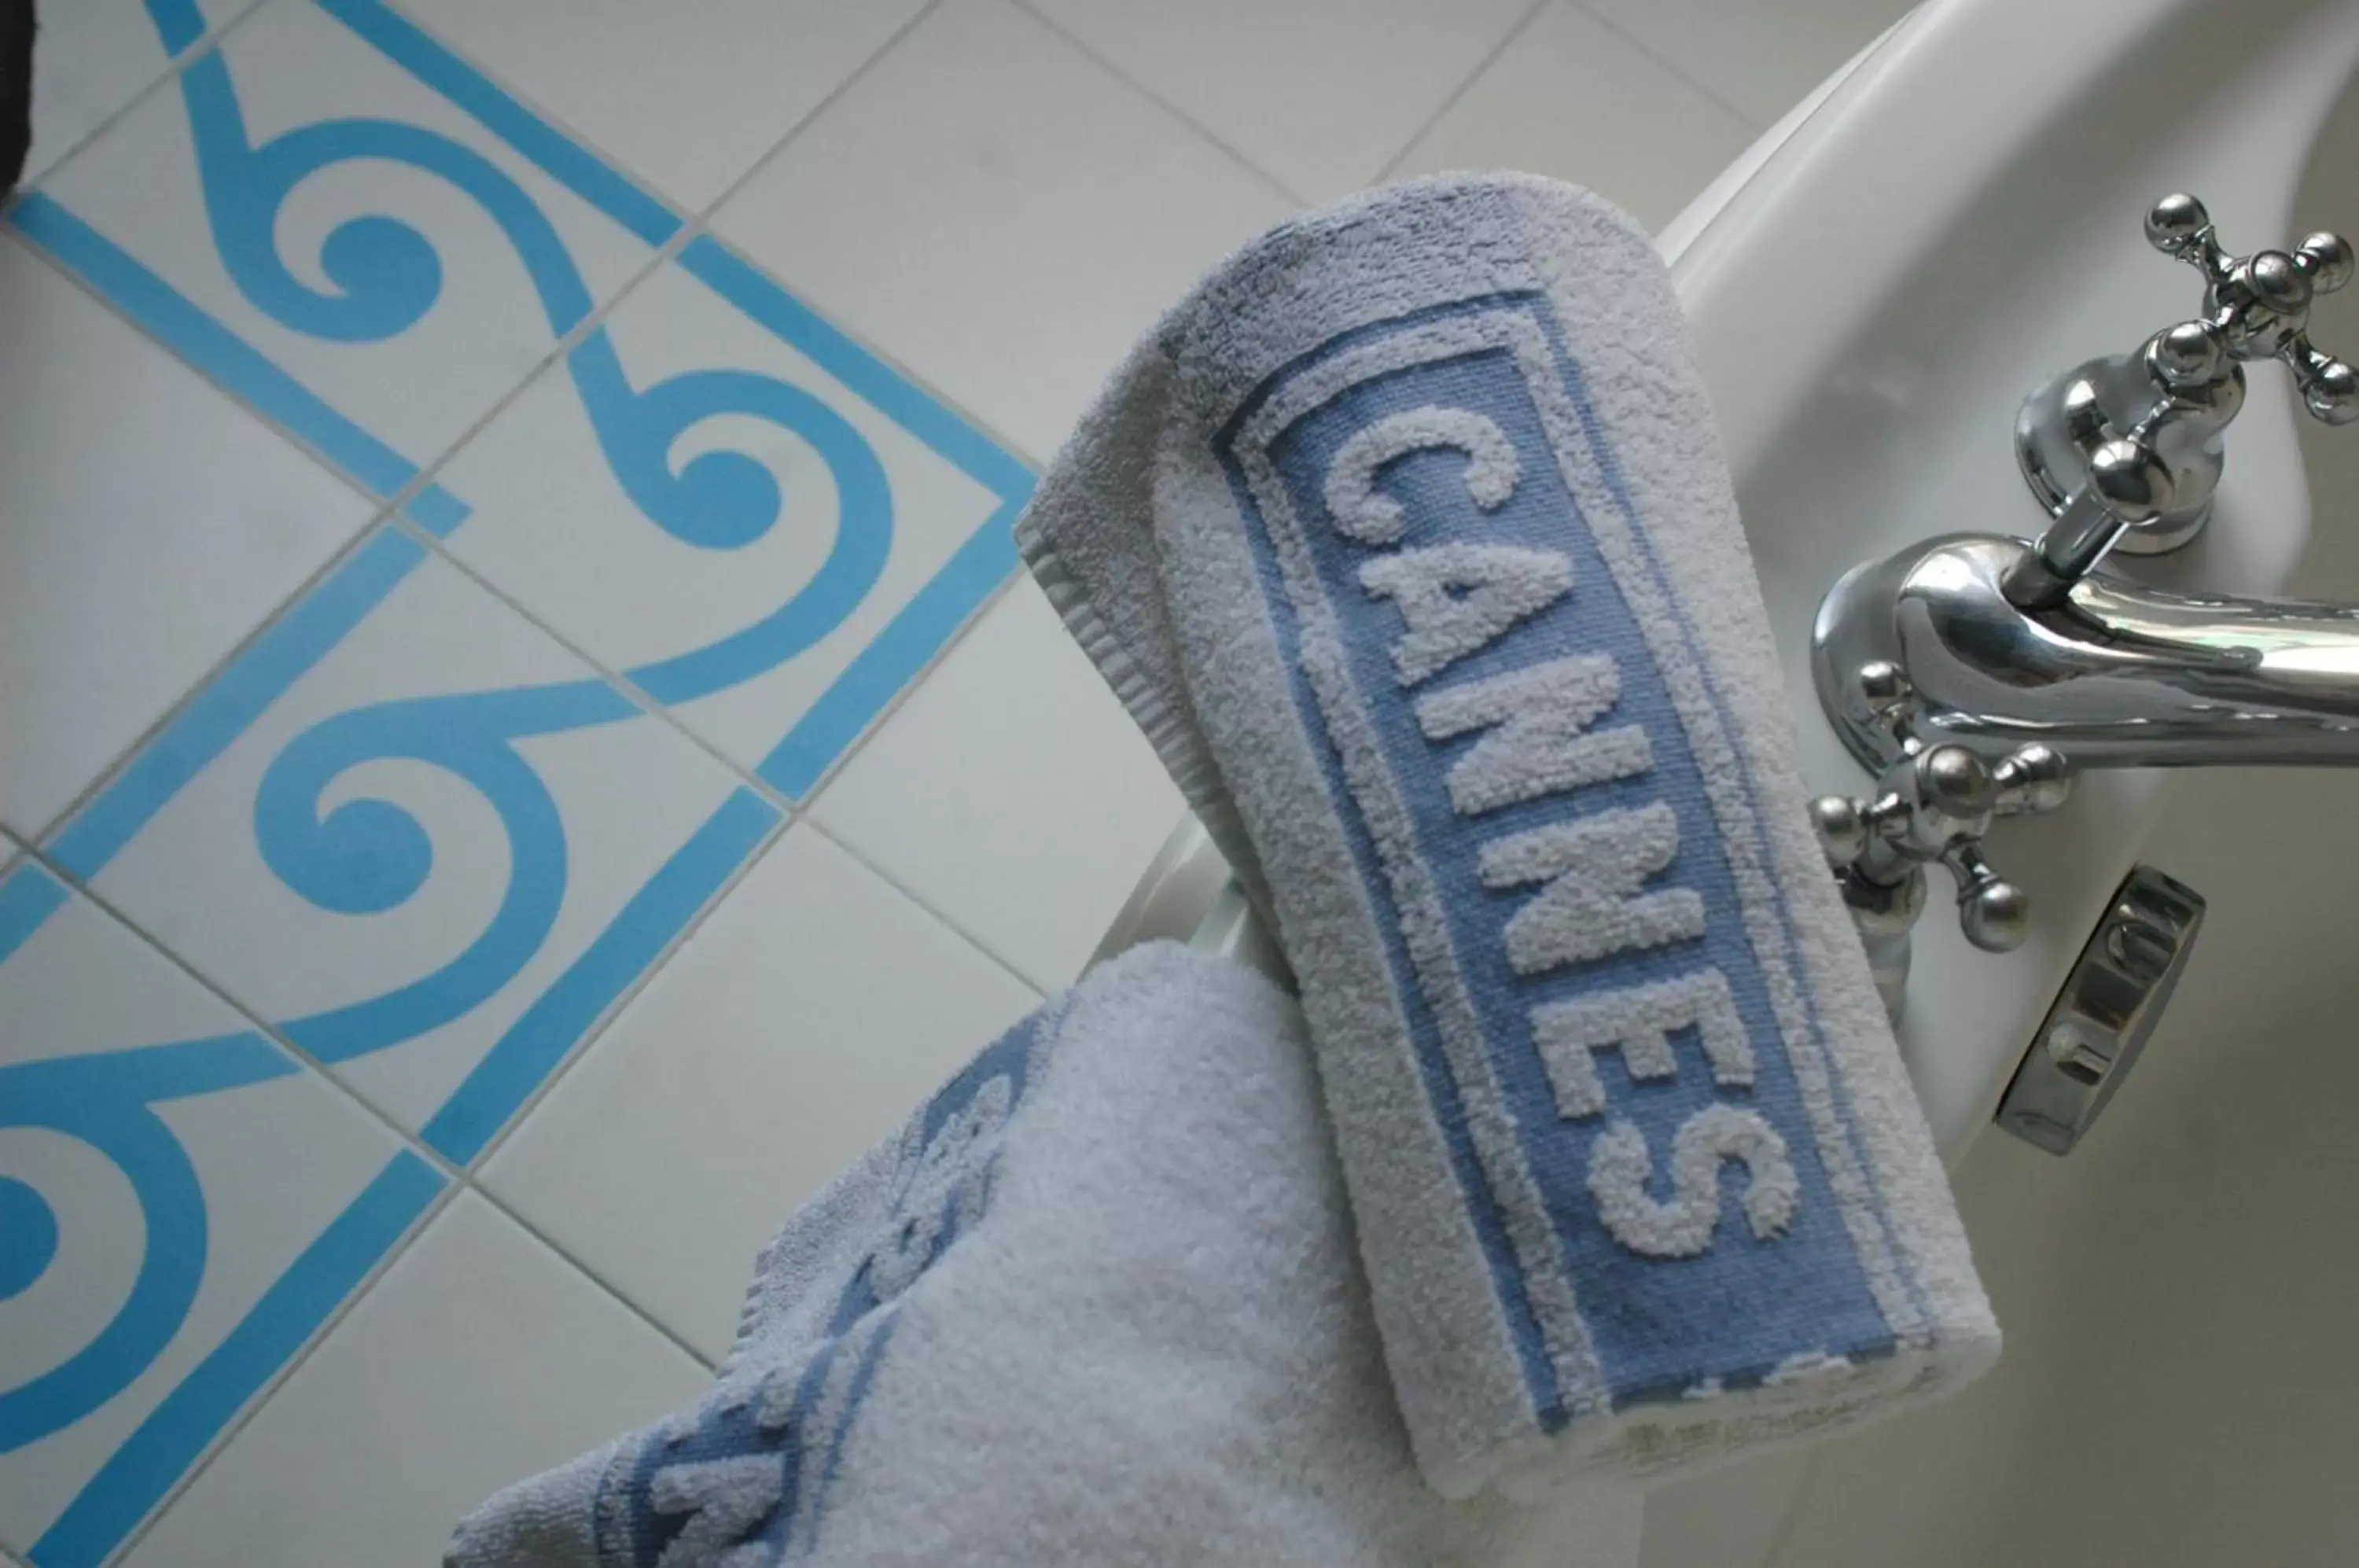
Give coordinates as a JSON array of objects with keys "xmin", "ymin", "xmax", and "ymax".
[
  {"xmin": 38, "ymin": 0, "xmax": 656, "ymax": 478},
  {"xmin": 56, "ymin": 542, "xmax": 769, "ymax": 1141},
  {"xmin": 0, "ymin": 1, "xmax": 1033, "ymax": 1562},
  {"xmin": 0, "ymin": 867, "xmax": 438, "ymax": 1563},
  {"xmin": 432, "ymin": 258, "xmax": 1016, "ymax": 782}
]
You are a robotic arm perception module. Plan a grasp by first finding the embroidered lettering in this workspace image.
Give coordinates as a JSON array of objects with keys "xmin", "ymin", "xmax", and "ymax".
[
  {"xmin": 1322, "ymin": 406, "xmax": 1519, "ymax": 545},
  {"xmin": 1416, "ymin": 653, "xmax": 1653, "ymax": 815},
  {"xmin": 1478, "ymin": 802, "xmax": 1704, "ymax": 975},
  {"xmin": 1529, "ymin": 968, "xmax": 1751, "ymax": 1119},
  {"xmin": 1586, "ymin": 1105, "xmax": 1799, "ymax": 1257},
  {"xmin": 1359, "ymin": 543, "xmax": 1572, "ymax": 686}
]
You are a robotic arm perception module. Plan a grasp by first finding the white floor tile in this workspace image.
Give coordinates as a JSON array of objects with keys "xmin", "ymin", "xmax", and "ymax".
[
  {"xmin": 57, "ymin": 533, "xmax": 766, "ymax": 1147},
  {"xmin": 432, "ymin": 252, "xmax": 1013, "ymax": 786},
  {"xmin": 810, "ymin": 576, "xmax": 1186, "ymax": 992},
  {"xmin": 1025, "ymin": 0, "xmax": 1538, "ymax": 203},
  {"xmin": 1577, "ymin": 0, "xmax": 1912, "ymax": 127},
  {"xmin": 38, "ymin": 0, "xmax": 653, "ymax": 483},
  {"xmin": 1390, "ymin": 1, "xmax": 1758, "ymax": 234},
  {"xmin": 119, "ymin": 1193, "xmax": 708, "ymax": 1568},
  {"xmin": 484, "ymin": 825, "xmax": 1039, "ymax": 1360},
  {"xmin": 0, "ymin": 865, "xmax": 427, "ymax": 1559},
  {"xmin": 394, "ymin": 0, "xmax": 929, "ymax": 213},
  {"xmin": 17, "ymin": 0, "xmax": 259, "ymax": 188},
  {"xmin": 712, "ymin": 0, "xmax": 1295, "ymax": 463},
  {"xmin": 0, "ymin": 235, "xmax": 374, "ymax": 841}
]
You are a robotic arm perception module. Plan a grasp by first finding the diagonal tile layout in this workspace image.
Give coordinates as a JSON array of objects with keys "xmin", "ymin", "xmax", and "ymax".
[{"xmin": 2, "ymin": 2, "xmax": 1039, "ymax": 1560}]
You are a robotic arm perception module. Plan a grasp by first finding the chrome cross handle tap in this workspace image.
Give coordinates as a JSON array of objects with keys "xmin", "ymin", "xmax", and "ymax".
[
  {"xmin": 2149, "ymin": 192, "xmax": 2357, "ymax": 422},
  {"xmin": 2010, "ymin": 194, "xmax": 2354, "ymax": 603},
  {"xmin": 1809, "ymin": 193, "xmax": 2359, "ymax": 1018},
  {"xmin": 1806, "ymin": 664, "xmax": 2074, "ymax": 1010}
]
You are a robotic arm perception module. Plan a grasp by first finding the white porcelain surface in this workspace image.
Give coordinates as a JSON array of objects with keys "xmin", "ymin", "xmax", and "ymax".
[
  {"xmin": 120, "ymin": 1193, "xmax": 708, "ymax": 1568},
  {"xmin": 395, "ymin": 0, "xmax": 929, "ymax": 212},
  {"xmin": 1679, "ymin": 24, "xmax": 2359, "ymax": 1564},
  {"xmin": 68, "ymin": 538, "xmax": 760, "ymax": 1138},
  {"xmin": 39, "ymin": 0, "xmax": 651, "ymax": 481},
  {"xmin": 1024, "ymin": 0, "xmax": 1535, "ymax": 202},
  {"xmin": 811, "ymin": 577, "xmax": 1188, "ymax": 992},
  {"xmin": 713, "ymin": 0, "xmax": 1296, "ymax": 462},
  {"xmin": 0, "ymin": 236, "xmax": 374, "ymax": 840},
  {"xmin": 484, "ymin": 826, "xmax": 1040, "ymax": 1360},
  {"xmin": 1581, "ymin": 0, "xmax": 1914, "ymax": 127},
  {"xmin": 432, "ymin": 256, "xmax": 1010, "ymax": 783},
  {"xmin": 1390, "ymin": 0, "xmax": 1760, "ymax": 232},
  {"xmin": 0, "ymin": 867, "xmax": 417, "ymax": 1555}
]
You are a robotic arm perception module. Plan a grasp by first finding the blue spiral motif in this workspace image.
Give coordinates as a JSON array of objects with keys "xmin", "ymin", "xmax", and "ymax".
[
  {"xmin": 0, "ymin": 0, "xmax": 912, "ymax": 1448},
  {"xmin": 155, "ymin": 0, "xmax": 900, "ymax": 1054},
  {"xmin": 166, "ymin": 0, "xmax": 893, "ymax": 574},
  {"xmin": 0, "ymin": 1036, "xmax": 297, "ymax": 1452},
  {"xmin": 256, "ymin": 679, "xmax": 635, "ymax": 1062}
]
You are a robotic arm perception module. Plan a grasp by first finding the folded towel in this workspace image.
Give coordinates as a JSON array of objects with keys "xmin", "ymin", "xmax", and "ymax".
[
  {"xmin": 1018, "ymin": 172, "xmax": 1996, "ymax": 1498},
  {"xmin": 449, "ymin": 944, "xmax": 1643, "ymax": 1567},
  {"xmin": 449, "ymin": 175, "xmax": 1998, "ymax": 1567}
]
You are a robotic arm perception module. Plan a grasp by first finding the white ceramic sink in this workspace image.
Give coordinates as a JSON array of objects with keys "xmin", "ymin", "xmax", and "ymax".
[
  {"xmin": 1644, "ymin": 2, "xmax": 2359, "ymax": 1562},
  {"xmin": 1670, "ymin": 0, "xmax": 2359, "ymax": 1161}
]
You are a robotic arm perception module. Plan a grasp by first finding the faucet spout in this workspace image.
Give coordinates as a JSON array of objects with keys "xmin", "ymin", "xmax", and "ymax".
[
  {"xmin": 1814, "ymin": 533, "xmax": 2359, "ymax": 773},
  {"xmin": 1804, "ymin": 194, "xmax": 2359, "ymax": 1024}
]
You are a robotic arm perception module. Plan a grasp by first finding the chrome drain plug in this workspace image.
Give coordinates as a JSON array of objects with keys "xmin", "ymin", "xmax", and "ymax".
[{"xmin": 1995, "ymin": 865, "xmax": 2205, "ymax": 1155}]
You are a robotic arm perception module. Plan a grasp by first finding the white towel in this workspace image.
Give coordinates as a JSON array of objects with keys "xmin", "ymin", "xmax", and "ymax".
[
  {"xmin": 448, "ymin": 944, "xmax": 1642, "ymax": 1566},
  {"xmin": 1018, "ymin": 173, "xmax": 1996, "ymax": 1498}
]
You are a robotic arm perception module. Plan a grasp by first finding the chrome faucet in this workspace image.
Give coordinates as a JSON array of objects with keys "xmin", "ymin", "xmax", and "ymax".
[{"xmin": 1807, "ymin": 194, "xmax": 2356, "ymax": 1010}]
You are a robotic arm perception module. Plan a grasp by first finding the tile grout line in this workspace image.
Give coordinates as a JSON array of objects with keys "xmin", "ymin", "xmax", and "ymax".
[
  {"xmin": 447, "ymin": 811, "xmax": 797, "ymax": 1180},
  {"xmin": 388, "ymin": 0, "xmax": 947, "ymax": 233},
  {"xmin": 14, "ymin": 0, "xmax": 1051, "ymax": 1142},
  {"xmin": 13, "ymin": 820, "xmax": 753, "ymax": 1378},
  {"xmin": 31, "ymin": 804, "xmax": 1036, "ymax": 1559},
  {"xmin": 804, "ymin": 811, "xmax": 1052, "ymax": 1000},
  {"xmin": 95, "ymin": 1179, "xmax": 467, "ymax": 1568},
  {"xmin": 383, "ymin": 495, "xmax": 1054, "ymax": 1016},
  {"xmin": 542, "ymin": 0, "xmax": 1076, "ymax": 473},
  {"xmin": 13, "ymin": 4, "xmax": 1085, "ymax": 1537},
  {"xmin": 1004, "ymin": 0, "xmax": 1308, "ymax": 210},
  {"xmin": 638, "ymin": 0, "xmax": 1058, "ymax": 480},
  {"xmin": 9, "ymin": 0, "xmax": 1060, "ymax": 994},
  {"xmin": 453, "ymin": 1175, "xmax": 727, "ymax": 1377},
  {"xmin": 377, "ymin": 513, "xmax": 803, "ymax": 811},
  {"xmin": 6, "ymin": 0, "xmax": 1032, "ymax": 852},
  {"xmin": 16, "ymin": 838, "xmax": 727, "ymax": 1559},
  {"xmin": 0, "ymin": 220, "xmax": 418, "ymax": 557},
  {"xmin": 2, "ymin": 0, "xmax": 274, "ymax": 204},
  {"xmin": 1562, "ymin": 0, "xmax": 1772, "ymax": 133},
  {"xmin": 1371, "ymin": 0, "xmax": 1554, "ymax": 184},
  {"xmin": 0, "ymin": 383, "xmax": 407, "ymax": 850},
  {"xmin": 24, "ymin": 842, "xmax": 474, "ymax": 1190}
]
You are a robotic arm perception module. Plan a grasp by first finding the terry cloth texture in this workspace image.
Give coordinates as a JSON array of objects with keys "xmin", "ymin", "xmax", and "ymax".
[
  {"xmin": 447, "ymin": 944, "xmax": 1644, "ymax": 1568},
  {"xmin": 1014, "ymin": 172, "xmax": 1997, "ymax": 1499}
]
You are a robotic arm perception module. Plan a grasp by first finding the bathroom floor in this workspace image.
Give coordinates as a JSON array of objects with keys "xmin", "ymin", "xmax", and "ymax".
[{"xmin": 0, "ymin": 2, "xmax": 1907, "ymax": 1563}]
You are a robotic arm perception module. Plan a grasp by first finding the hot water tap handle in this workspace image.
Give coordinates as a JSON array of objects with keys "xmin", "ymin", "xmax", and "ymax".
[{"xmin": 1808, "ymin": 663, "xmax": 2073, "ymax": 955}]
